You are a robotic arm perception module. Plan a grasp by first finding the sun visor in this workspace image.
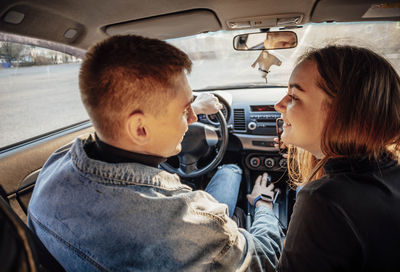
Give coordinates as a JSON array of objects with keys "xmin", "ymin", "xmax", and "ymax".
[
  {"xmin": 104, "ymin": 9, "xmax": 221, "ymax": 40},
  {"xmin": 312, "ymin": 0, "xmax": 400, "ymax": 22}
]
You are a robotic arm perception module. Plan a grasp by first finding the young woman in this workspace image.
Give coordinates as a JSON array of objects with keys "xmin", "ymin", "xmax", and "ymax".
[{"xmin": 250, "ymin": 45, "xmax": 400, "ymax": 271}]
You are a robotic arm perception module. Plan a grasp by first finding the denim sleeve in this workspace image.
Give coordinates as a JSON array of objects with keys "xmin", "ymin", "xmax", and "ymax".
[
  {"xmin": 184, "ymin": 190, "xmax": 283, "ymax": 271},
  {"xmin": 238, "ymin": 206, "xmax": 283, "ymax": 271}
]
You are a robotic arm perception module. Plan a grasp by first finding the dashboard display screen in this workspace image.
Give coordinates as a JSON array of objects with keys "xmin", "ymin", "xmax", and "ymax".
[{"xmin": 250, "ymin": 105, "xmax": 275, "ymax": 112}]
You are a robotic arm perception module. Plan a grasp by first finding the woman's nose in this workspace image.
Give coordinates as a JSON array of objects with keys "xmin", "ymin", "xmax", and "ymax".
[{"xmin": 274, "ymin": 97, "xmax": 286, "ymax": 113}]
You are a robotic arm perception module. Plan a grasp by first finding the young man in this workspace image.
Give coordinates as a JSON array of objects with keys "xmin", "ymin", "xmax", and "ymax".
[{"xmin": 28, "ymin": 35, "xmax": 282, "ymax": 271}]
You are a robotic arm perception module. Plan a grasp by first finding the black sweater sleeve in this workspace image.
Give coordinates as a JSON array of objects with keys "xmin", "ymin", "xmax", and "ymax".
[{"xmin": 277, "ymin": 188, "xmax": 363, "ymax": 272}]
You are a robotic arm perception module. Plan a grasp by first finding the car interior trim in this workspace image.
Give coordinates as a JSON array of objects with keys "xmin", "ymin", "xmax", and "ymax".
[
  {"xmin": 104, "ymin": 9, "xmax": 221, "ymax": 40},
  {"xmin": 233, "ymin": 134, "xmax": 277, "ymax": 151}
]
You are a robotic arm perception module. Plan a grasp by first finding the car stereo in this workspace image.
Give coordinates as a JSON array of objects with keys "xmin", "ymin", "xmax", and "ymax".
[{"xmin": 247, "ymin": 105, "xmax": 281, "ymax": 135}]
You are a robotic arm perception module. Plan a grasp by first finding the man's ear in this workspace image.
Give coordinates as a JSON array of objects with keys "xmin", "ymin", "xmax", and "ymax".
[{"xmin": 126, "ymin": 113, "xmax": 150, "ymax": 146}]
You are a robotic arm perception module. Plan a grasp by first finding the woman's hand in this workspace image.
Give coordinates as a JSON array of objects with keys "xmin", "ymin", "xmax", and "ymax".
[
  {"xmin": 247, "ymin": 173, "xmax": 275, "ymax": 209},
  {"xmin": 191, "ymin": 93, "xmax": 223, "ymax": 115},
  {"xmin": 274, "ymin": 137, "xmax": 288, "ymax": 158}
]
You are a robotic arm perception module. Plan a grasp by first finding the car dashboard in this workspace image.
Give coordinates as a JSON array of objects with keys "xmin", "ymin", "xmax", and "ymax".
[{"xmin": 194, "ymin": 87, "xmax": 294, "ymax": 231}]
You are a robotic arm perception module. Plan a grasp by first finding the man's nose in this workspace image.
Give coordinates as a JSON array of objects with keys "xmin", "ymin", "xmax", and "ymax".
[{"xmin": 188, "ymin": 109, "xmax": 197, "ymax": 124}]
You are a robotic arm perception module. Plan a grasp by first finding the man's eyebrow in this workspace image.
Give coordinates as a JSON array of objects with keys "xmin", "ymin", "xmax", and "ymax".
[
  {"xmin": 289, "ymin": 83, "xmax": 305, "ymax": 92},
  {"xmin": 184, "ymin": 96, "xmax": 195, "ymax": 108}
]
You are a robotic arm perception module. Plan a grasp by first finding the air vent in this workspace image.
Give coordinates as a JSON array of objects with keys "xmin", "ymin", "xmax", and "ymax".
[{"xmin": 233, "ymin": 109, "xmax": 246, "ymax": 130}]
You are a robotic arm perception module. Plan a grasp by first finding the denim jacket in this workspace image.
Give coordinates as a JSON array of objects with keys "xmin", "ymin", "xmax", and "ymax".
[{"xmin": 28, "ymin": 136, "xmax": 282, "ymax": 271}]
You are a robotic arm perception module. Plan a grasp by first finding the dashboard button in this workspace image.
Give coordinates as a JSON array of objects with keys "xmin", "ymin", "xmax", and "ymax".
[
  {"xmin": 249, "ymin": 157, "xmax": 261, "ymax": 168},
  {"xmin": 279, "ymin": 158, "xmax": 287, "ymax": 168},
  {"xmin": 248, "ymin": 122, "xmax": 257, "ymax": 130},
  {"xmin": 264, "ymin": 158, "xmax": 275, "ymax": 168}
]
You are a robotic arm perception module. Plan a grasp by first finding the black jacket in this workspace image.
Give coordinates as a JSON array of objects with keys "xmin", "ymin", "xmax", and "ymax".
[{"xmin": 278, "ymin": 155, "xmax": 400, "ymax": 272}]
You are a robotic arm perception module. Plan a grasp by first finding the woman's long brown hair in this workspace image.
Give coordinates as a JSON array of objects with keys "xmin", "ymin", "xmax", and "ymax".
[{"xmin": 288, "ymin": 45, "xmax": 400, "ymax": 186}]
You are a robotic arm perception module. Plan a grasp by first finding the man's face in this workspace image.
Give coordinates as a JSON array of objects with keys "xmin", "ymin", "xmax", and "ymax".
[
  {"xmin": 264, "ymin": 32, "xmax": 296, "ymax": 49},
  {"xmin": 145, "ymin": 72, "xmax": 197, "ymax": 158}
]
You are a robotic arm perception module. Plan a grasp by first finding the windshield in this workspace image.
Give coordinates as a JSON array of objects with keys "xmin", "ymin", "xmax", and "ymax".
[{"xmin": 168, "ymin": 21, "xmax": 400, "ymax": 90}]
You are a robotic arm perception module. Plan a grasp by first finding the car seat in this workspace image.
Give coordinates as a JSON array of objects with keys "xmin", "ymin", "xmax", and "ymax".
[{"xmin": 0, "ymin": 185, "xmax": 65, "ymax": 272}]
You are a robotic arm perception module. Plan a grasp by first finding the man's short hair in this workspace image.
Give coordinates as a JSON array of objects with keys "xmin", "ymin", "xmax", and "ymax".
[{"xmin": 79, "ymin": 35, "xmax": 192, "ymax": 141}]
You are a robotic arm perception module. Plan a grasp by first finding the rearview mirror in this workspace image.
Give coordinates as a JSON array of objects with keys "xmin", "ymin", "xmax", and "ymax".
[{"xmin": 233, "ymin": 31, "xmax": 297, "ymax": 50}]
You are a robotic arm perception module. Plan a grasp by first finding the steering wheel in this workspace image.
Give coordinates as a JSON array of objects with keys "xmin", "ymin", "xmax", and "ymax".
[{"xmin": 161, "ymin": 111, "xmax": 228, "ymax": 178}]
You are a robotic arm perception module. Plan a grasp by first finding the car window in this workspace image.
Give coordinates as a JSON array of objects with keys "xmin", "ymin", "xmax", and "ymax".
[{"xmin": 0, "ymin": 35, "xmax": 88, "ymax": 149}]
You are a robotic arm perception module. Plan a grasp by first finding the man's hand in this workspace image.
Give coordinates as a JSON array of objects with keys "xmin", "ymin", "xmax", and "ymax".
[
  {"xmin": 247, "ymin": 173, "xmax": 274, "ymax": 209},
  {"xmin": 191, "ymin": 93, "xmax": 223, "ymax": 115}
]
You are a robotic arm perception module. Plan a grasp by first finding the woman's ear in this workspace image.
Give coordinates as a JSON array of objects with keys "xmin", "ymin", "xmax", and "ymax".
[{"xmin": 126, "ymin": 113, "xmax": 150, "ymax": 146}]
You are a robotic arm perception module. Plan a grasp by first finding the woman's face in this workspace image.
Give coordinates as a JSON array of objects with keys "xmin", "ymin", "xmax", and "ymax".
[{"xmin": 275, "ymin": 60, "xmax": 330, "ymax": 158}]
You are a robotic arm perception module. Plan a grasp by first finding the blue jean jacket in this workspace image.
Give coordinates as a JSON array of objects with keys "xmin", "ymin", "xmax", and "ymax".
[{"xmin": 28, "ymin": 136, "xmax": 282, "ymax": 271}]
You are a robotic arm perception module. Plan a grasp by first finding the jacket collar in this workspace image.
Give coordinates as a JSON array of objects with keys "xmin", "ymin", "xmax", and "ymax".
[{"xmin": 70, "ymin": 135, "xmax": 191, "ymax": 192}]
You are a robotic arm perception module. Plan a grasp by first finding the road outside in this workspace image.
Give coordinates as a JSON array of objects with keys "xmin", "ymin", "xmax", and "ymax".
[{"xmin": 0, "ymin": 63, "xmax": 88, "ymax": 148}]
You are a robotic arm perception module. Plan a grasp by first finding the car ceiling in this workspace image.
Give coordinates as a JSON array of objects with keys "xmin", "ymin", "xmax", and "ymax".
[{"xmin": 0, "ymin": 0, "xmax": 399, "ymax": 50}]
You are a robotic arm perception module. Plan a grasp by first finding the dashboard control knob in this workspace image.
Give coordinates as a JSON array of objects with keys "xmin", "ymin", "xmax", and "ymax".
[
  {"xmin": 249, "ymin": 157, "xmax": 261, "ymax": 168},
  {"xmin": 279, "ymin": 158, "xmax": 287, "ymax": 168},
  {"xmin": 264, "ymin": 158, "xmax": 275, "ymax": 168},
  {"xmin": 248, "ymin": 122, "xmax": 257, "ymax": 130}
]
